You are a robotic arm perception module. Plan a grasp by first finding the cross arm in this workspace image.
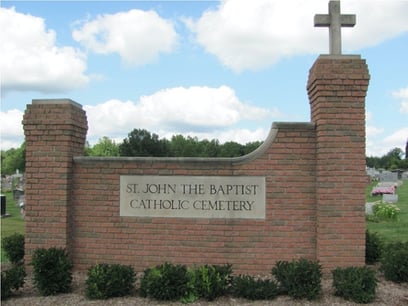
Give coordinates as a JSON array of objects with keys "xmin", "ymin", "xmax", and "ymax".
[
  {"xmin": 314, "ymin": 14, "xmax": 356, "ymax": 27},
  {"xmin": 314, "ymin": 14, "xmax": 331, "ymax": 26}
]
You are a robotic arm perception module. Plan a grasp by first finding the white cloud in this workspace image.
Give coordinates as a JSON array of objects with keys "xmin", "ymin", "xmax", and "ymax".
[
  {"xmin": 72, "ymin": 9, "xmax": 178, "ymax": 66},
  {"xmin": 84, "ymin": 86, "xmax": 276, "ymax": 144},
  {"xmin": 383, "ymin": 127, "xmax": 408, "ymax": 150},
  {"xmin": 0, "ymin": 109, "xmax": 24, "ymax": 150},
  {"xmin": 392, "ymin": 86, "xmax": 408, "ymax": 114},
  {"xmin": 188, "ymin": 0, "xmax": 408, "ymax": 71},
  {"xmin": 366, "ymin": 126, "xmax": 408, "ymax": 157},
  {"xmin": 0, "ymin": 7, "xmax": 89, "ymax": 94}
]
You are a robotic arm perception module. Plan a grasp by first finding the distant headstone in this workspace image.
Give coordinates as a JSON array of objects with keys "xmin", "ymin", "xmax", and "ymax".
[
  {"xmin": 379, "ymin": 172, "xmax": 398, "ymax": 182},
  {"xmin": 383, "ymin": 194, "xmax": 398, "ymax": 203},
  {"xmin": 366, "ymin": 167, "xmax": 379, "ymax": 178},
  {"xmin": 1, "ymin": 195, "xmax": 5, "ymax": 216},
  {"xmin": 365, "ymin": 202, "xmax": 375, "ymax": 215},
  {"xmin": 13, "ymin": 188, "xmax": 24, "ymax": 201}
]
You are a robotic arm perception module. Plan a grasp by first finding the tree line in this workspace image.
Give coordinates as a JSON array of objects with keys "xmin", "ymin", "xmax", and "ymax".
[
  {"xmin": 85, "ymin": 129, "xmax": 262, "ymax": 158},
  {"xmin": 2, "ymin": 129, "xmax": 407, "ymax": 175},
  {"xmin": 1, "ymin": 129, "xmax": 262, "ymax": 175},
  {"xmin": 366, "ymin": 147, "xmax": 408, "ymax": 170}
]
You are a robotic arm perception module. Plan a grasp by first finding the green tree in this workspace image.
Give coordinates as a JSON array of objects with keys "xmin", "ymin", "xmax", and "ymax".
[
  {"xmin": 1, "ymin": 143, "xmax": 25, "ymax": 175},
  {"xmin": 219, "ymin": 141, "xmax": 243, "ymax": 157},
  {"xmin": 243, "ymin": 141, "xmax": 263, "ymax": 155},
  {"xmin": 169, "ymin": 135, "xmax": 199, "ymax": 157},
  {"xmin": 199, "ymin": 139, "xmax": 220, "ymax": 157},
  {"xmin": 382, "ymin": 148, "xmax": 403, "ymax": 170},
  {"xmin": 119, "ymin": 129, "xmax": 169, "ymax": 157},
  {"xmin": 89, "ymin": 137, "xmax": 120, "ymax": 157},
  {"xmin": 366, "ymin": 147, "xmax": 407, "ymax": 170}
]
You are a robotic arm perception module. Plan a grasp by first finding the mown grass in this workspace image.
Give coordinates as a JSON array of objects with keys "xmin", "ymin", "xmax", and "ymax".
[
  {"xmin": 1, "ymin": 180, "xmax": 407, "ymax": 262},
  {"xmin": 1, "ymin": 191, "xmax": 25, "ymax": 262}
]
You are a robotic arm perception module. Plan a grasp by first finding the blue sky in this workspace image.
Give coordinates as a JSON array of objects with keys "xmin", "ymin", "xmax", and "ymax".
[{"xmin": 1, "ymin": 0, "xmax": 407, "ymax": 157}]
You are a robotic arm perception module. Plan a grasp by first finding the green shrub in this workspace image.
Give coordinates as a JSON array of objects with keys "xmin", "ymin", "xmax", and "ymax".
[
  {"xmin": 140, "ymin": 262, "xmax": 189, "ymax": 301},
  {"xmin": 188, "ymin": 264, "xmax": 233, "ymax": 301},
  {"xmin": 373, "ymin": 202, "xmax": 400, "ymax": 220},
  {"xmin": 1, "ymin": 264, "xmax": 26, "ymax": 300},
  {"xmin": 1, "ymin": 233, "xmax": 25, "ymax": 264},
  {"xmin": 31, "ymin": 247, "xmax": 73, "ymax": 295},
  {"xmin": 332, "ymin": 266, "xmax": 377, "ymax": 303},
  {"xmin": 366, "ymin": 230, "xmax": 382, "ymax": 264},
  {"xmin": 85, "ymin": 263, "xmax": 135, "ymax": 299},
  {"xmin": 272, "ymin": 258, "xmax": 322, "ymax": 300},
  {"xmin": 381, "ymin": 242, "xmax": 408, "ymax": 283},
  {"xmin": 231, "ymin": 275, "xmax": 279, "ymax": 300}
]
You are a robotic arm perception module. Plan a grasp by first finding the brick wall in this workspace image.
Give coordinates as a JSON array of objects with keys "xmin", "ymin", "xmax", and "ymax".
[
  {"xmin": 23, "ymin": 56, "xmax": 369, "ymax": 275},
  {"xmin": 308, "ymin": 55, "xmax": 370, "ymax": 271},
  {"xmin": 71, "ymin": 122, "xmax": 316, "ymax": 274},
  {"xmin": 23, "ymin": 99, "xmax": 87, "ymax": 263}
]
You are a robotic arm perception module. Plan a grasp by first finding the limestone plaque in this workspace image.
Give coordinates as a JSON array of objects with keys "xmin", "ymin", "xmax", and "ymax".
[{"xmin": 120, "ymin": 176, "xmax": 265, "ymax": 219}]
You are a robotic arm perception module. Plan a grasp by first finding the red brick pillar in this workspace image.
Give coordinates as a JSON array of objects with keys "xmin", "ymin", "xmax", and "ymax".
[
  {"xmin": 23, "ymin": 99, "xmax": 87, "ymax": 262},
  {"xmin": 307, "ymin": 56, "xmax": 370, "ymax": 271}
]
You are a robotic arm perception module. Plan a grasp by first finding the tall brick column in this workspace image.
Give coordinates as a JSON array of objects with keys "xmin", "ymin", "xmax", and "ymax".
[
  {"xmin": 307, "ymin": 55, "xmax": 370, "ymax": 271},
  {"xmin": 23, "ymin": 99, "xmax": 87, "ymax": 262}
]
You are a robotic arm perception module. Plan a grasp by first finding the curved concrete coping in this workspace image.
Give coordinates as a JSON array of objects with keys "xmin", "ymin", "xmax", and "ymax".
[
  {"xmin": 74, "ymin": 122, "xmax": 314, "ymax": 165},
  {"xmin": 32, "ymin": 99, "xmax": 82, "ymax": 109}
]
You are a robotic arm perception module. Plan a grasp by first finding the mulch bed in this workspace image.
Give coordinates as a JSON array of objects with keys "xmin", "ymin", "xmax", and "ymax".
[{"xmin": 2, "ymin": 265, "xmax": 408, "ymax": 306}]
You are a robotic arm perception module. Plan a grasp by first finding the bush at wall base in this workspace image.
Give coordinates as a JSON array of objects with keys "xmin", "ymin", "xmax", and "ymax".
[
  {"xmin": 380, "ymin": 242, "xmax": 408, "ymax": 283},
  {"xmin": 231, "ymin": 275, "xmax": 279, "ymax": 300},
  {"xmin": 365, "ymin": 230, "xmax": 382, "ymax": 264},
  {"xmin": 1, "ymin": 264, "xmax": 26, "ymax": 300},
  {"xmin": 85, "ymin": 263, "xmax": 136, "ymax": 299},
  {"xmin": 187, "ymin": 264, "xmax": 233, "ymax": 301},
  {"xmin": 140, "ymin": 262, "xmax": 190, "ymax": 301},
  {"xmin": 332, "ymin": 266, "xmax": 377, "ymax": 303},
  {"xmin": 31, "ymin": 247, "xmax": 73, "ymax": 296},
  {"xmin": 1, "ymin": 233, "xmax": 25, "ymax": 265},
  {"xmin": 271, "ymin": 258, "xmax": 322, "ymax": 300}
]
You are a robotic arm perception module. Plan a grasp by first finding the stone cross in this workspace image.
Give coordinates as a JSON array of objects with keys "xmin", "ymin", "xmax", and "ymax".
[{"xmin": 314, "ymin": 0, "xmax": 356, "ymax": 55}]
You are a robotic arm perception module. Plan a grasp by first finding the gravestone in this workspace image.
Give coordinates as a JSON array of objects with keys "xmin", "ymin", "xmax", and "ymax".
[
  {"xmin": 13, "ymin": 188, "xmax": 24, "ymax": 201},
  {"xmin": 1, "ymin": 195, "xmax": 6, "ymax": 216},
  {"xmin": 365, "ymin": 202, "xmax": 375, "ymax": 215},
  {"xmin": 383, "ymin": 194, "xmax": 398, "ymax": 203},
  {"xmin": 366, "ymin": 167, "xmax": 379, "ymax": 180},
  {"xmin": 379, "ymin": 171, "xmax": 398, "ymax": 182}
]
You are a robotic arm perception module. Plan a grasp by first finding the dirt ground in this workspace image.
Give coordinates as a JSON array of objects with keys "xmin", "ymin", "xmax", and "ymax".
[{"xmin": 2, "ymin": 269, "xmax": 408, "ymax": 306}]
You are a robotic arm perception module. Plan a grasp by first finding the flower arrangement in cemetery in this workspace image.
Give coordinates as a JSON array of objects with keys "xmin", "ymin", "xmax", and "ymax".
[{"xmin": 373, "ymin": 201, "xmax": 401, "ymax": 221}]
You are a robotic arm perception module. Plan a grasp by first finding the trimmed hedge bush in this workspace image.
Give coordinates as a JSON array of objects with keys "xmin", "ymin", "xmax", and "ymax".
[
  {"xmin": 272, "ymin": 258, "xmax": 322, "ymax": 300},
  {"xmin": 85, "ymin": 263, "xmax": 135, "ymax": 299},
  {"xmin": 231, "ymin": 275, "xmax": 279, "ymax": 300},
  {"xmin": 1, "ymin": 264, "xmax": 26, "ymax": 300},
  {"xmin": 140, "ymin": 262, "xmax": 189, "ymax": 301},
  {"xmin": 1, "ymin": 233, "xmax": 25, "ymax": 264},
  {"xmin": 381, "ymin": 241, "xmax": 408, "ymax": 283},
  {"xmin": 31, "ymin": 247, "xmax": 73, "ymax": 295},
  {"xmin": 332, "ymin": 266, "xmax": 377, "ymax": 303},
  {"xmin": 366, "ymin": 230, "xmax": 382, "ymax": 264},
  {"xmin": 188, "ymin": 264, "xmax": 233, "ymax": 301}
]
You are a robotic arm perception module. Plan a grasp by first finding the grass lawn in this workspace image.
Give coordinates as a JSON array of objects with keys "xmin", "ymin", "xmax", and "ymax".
[
  {"xmin": 1, "ymin": 180, "xmax": 407, "ymax": 263},
  {"xmin": 1, "ymin": 191, "xmax": 25, "ymax": 262}
]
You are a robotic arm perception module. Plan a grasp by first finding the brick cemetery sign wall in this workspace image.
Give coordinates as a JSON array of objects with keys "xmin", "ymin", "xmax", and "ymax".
[
  {"xmin": 22, "ymin": 3, "xmax": 370, "ymax": 275},
  {"xmin": 22, "ymin": 55, "xmax": 370, "ymax": 274}
]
